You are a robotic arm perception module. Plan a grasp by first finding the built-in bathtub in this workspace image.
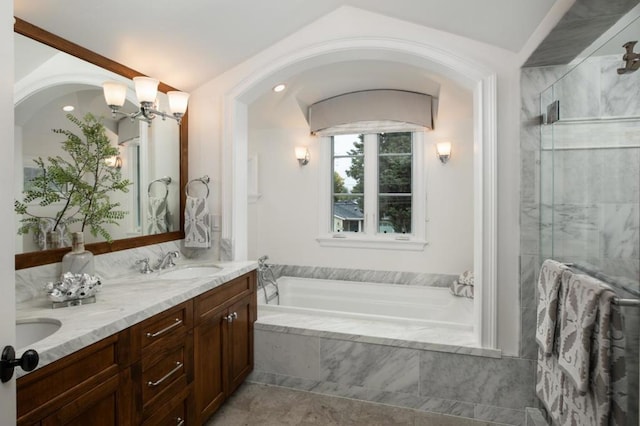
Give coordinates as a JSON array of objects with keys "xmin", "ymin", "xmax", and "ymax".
[
  {"xmin": 257, "ymin": 276, "xmax": 477, "ymax": 348},
  {"xmin": 251, "ymin": 275, "xmax": 529, "ymax": 425}
]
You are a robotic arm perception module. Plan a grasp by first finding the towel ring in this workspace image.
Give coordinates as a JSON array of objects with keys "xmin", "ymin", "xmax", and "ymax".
[
  {"xmin": 148, "ymin": 176, "xmax": 172, "ymax": 199},
  {"xmin": 186, "ymin": 175, "xmax": 210, "ymax": 198}
]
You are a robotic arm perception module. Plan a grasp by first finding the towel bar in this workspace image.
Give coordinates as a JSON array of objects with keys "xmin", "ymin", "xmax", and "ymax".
[{"xmin": 563, "ymin": 262, "xmax": 639, "ymax": 308}]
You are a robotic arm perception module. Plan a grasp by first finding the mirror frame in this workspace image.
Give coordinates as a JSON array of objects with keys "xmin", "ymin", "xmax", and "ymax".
[{"xmin": 14, "ymin": 18, "xmax": 188, "ymax": 269}]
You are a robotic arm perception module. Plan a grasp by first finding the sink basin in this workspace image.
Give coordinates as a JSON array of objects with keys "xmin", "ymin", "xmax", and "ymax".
[
  {"xmin": 158, "ymin": 265, "xmax": 222, "ymax": 280},
  {"xmin": 16, "ymin": 319, "xmax": 61, "ymax": 348}
]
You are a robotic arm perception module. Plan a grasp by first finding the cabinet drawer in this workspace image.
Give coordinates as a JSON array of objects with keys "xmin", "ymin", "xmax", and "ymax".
[
  {"xmin": 196, "ymin": 272, "xmax": 255, "ymax": 319},
  {"xmin": 142, "ymin": 386, "xmax": 190, "ymax": 426},
  {"xmin": 139, "ymin": 301, "xmax": 193, "ymax": 350},
  {"xmin": 142, "ymin": 342, "xmax": 187, "ymax": 407}
]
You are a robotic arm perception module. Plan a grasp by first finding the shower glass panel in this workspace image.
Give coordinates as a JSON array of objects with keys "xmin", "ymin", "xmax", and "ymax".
[{"xmin": 539, "ymin": 15, "xmax": 640, "ymax": 424}]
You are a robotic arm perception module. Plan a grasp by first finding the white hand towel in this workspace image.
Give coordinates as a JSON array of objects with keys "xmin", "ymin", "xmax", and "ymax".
[{"xmin": 184, "ymin": 195, "xmax": 211, "ymax": 248}]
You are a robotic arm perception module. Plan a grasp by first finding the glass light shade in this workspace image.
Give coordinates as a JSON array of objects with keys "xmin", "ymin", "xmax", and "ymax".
[
  {"xmin": 295, "ymin": 146, "xmax": 309, "ymax": 160},
  {"xmin": 133, "ymin": 77, "xmax": 159, "ymax": 103},
  {"xmin": 102, "ymin": 81, "xmax": 127, "ymax": 107},
  {"xmin": 436, "ymin": 142, "xmax": 452, "ymax": 157},
  {"xmin": 167, "ymin": 91, "xmax": 190, "ymax": 115}
]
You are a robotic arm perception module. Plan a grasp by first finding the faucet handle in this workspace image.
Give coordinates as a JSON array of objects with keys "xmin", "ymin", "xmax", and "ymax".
[
  {"xmin": 167, "ymin": 251, "xmax": 179, "ymax": 268},
  {"xmin": 135, "ymin": 258, "xmax": 154, "ymax": 274}
]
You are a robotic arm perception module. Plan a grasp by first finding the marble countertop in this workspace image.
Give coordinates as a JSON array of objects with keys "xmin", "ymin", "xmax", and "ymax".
[{"xmin": 15, "ymin": 260, "xmax": 257, "ymax": 378}]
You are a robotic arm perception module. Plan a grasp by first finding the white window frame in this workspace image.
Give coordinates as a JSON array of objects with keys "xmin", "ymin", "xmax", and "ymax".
[{"xmin": 316, "ymin": 131, "xmax": 427, "ymax": 251}]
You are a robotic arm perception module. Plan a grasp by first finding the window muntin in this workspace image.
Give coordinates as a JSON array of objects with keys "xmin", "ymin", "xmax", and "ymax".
[{"xmin": 331, "ymin": 132, "xmax": 413, "ymax": 236}]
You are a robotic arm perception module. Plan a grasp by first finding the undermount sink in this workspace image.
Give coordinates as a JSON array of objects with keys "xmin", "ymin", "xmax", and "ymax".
[
  {"xmin": 158, "ymin": 265, "xmax": 222, "ymax": 280},
  {"xmin": 16, "ymin": 318, "xmax": 62, "ymax": 348}
]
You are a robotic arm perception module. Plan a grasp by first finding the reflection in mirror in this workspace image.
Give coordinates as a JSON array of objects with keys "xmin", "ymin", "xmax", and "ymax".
[{"xmin": 14, "ymin": 19, "xmax": 187, "ymax": 269}]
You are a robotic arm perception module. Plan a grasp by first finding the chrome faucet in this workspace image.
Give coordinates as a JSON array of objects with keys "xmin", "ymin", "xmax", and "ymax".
[
  {"xmin": 156, "ymin": 251, "xmax": 180, "ymax": 270},
  {"xmin": 135, "ymin": 258, "xmax": 154, "ymax": 274}
]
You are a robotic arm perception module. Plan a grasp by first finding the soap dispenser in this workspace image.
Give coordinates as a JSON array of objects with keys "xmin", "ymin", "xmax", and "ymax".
[{"xmin": 61, "ymin": 232, "xmax": 95, "ymax": 276}]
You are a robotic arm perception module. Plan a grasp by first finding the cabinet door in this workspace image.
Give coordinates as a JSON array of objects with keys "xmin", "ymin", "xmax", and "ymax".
[
  {"xmin": 194, "ymin": 308, "xmax": 226, "ymax": 423},
  {"xmin": 41, "ymin": 370, "xmax": 132, "ymax": 426},
  {"xmin": 227, "ymin": 295, "xmax": 254, "ymax": 394}
]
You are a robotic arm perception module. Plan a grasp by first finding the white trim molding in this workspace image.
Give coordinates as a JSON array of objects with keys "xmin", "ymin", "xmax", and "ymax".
[{"xmin": 222, "ymin": 36, "xmax": 498, "ymax": 350}]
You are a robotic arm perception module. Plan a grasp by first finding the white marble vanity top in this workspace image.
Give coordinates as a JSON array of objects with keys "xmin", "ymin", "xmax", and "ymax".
[{"xmin": 15, "ymin": 260, "xmax": 257, "ymax": 377}]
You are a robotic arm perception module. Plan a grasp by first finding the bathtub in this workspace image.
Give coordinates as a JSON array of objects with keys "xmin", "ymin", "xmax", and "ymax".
[{"xmin": 257, "ymin": 276, "xmax": 477, "ymax": 348}]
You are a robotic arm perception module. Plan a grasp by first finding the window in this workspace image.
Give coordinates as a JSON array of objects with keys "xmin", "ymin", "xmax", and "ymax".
[{"xmin": 319, "ymin": 131, "xmax": 426, "ymax": 250}]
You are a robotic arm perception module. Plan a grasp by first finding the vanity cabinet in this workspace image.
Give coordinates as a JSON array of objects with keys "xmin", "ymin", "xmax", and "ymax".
[
  {"xmin": 194, "ymin": 272, "xmax": 257, "ymax": 424},
  {"xmin": 16, "ymin": 333, "xmax": 135, "ymax": 425},
  {"xmin": 16, "ymin": 270, "xmax": 257, "ymax": 426}
]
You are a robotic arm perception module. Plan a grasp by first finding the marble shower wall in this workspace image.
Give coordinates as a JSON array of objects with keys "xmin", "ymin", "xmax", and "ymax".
[{"xmin": 542, "ymin": 54, "xmax": 640, "ymax": 288}]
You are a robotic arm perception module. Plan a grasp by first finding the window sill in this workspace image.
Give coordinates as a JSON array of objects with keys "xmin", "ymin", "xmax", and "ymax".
[{"xmin": 316, "ymin": 235, "xmax": 428, "ymax": 251}]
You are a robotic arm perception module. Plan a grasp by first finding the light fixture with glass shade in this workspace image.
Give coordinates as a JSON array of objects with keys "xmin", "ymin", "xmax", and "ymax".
[
  {"xmin": 436, "ymin": 142, "xmax": 452, "ymax": 164},
  {"xmin": 102, "ymin": 77, "xmax": 189, "ymax": 125}
]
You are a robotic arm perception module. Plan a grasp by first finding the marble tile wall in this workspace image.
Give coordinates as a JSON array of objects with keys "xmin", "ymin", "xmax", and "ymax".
[
  {"xmin": 15, "ymin": 240, "xmax": 216, "ymax": 303},
  {"xmin": 267, "ymin": 264, "xmax": 458, "ymax": 287},
  {"xmin": 251, "ymin": 328, "xmax": 536, "ymax": 425}
]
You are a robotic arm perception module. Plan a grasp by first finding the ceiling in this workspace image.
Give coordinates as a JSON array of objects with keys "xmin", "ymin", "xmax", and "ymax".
[{"xmin": 14, "ymin": 0, "xmax": 559, "ymax": 92}]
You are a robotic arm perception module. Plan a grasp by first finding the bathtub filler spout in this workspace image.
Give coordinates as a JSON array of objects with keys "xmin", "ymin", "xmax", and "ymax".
[{"xmin": 257, "ymin": 255, "xmax": 280, "ymax": 305}]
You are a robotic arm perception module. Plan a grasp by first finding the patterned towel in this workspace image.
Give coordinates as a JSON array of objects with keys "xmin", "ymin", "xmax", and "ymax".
[
  {"xmin": 560, "ymin": 289, "xmax": 628, "ymax": 426},
  {"xmin": 184, "ymin": 195, "xmax": 211, "ymax": 248},
  {"xmin": 147, "ymin": 196, "xmax": 169, "ymax": 234},
  {"xmin": 449, "ymin": 271, "xmax": 474, "ymax": 298},
  {"xmin": 558, "ymin": 272, "xmax": 607, "ymax": 394},
  {"xmin": 536, "ymin": 259, "xmax": 569, "ymax": 355}
]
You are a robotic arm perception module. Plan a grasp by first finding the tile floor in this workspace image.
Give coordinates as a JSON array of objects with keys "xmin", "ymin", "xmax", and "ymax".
[{"xmin": 206, "ymin": 382, "xmax": 501, "ymax": 425}]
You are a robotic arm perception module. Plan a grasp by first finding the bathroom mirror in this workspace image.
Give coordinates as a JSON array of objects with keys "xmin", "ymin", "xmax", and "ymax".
[{"xmin": 14, "ymin": 18, "xmax": 187, "ymax": 269}]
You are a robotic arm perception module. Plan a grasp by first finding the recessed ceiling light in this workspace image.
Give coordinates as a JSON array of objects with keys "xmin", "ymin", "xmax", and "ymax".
[
  {"xmin": 273, "ymin": 84, "xmax": 286, "ymax": 93},
  {"xmin": 62, "ymin": 105, "xmax": 75, "ymax": 112}
]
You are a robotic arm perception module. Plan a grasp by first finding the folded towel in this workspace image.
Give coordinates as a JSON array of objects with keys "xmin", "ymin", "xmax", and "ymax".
[
  {"xmin": 458, "ymin": 270, "xmax": 474, "ymax": 286},
  {"xmin": 449, "ymin": 279, "xmax": 474, "ymax": 298},
  {"xmin": 558, "ymin": 271, "xmax": 605, "ymax": 394},
  {"xmin": 147, "ymin": 196, "xmax": 169, "ymax": 234},
  {"xmin": 536, "ymin": 259, "xmax": 569, "ymax": 355},
  {"xmin": 184, "ymin": 195, "xmax": 211, "ymax": 248}
]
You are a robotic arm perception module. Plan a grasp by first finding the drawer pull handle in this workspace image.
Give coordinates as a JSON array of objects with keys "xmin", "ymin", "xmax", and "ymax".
[
  {"xmin": 176, "ymin": 417, "xmax": 185, "ymax": 426},
  {"xmin": 147, "ymin": 361, "xmax": 183, "ymax": 387},
  {"xmin": 223, "ymin": 312, "xmax": 238, "ymax": 323},
  {"xmin": 146, "ymin": 318, "xmax": 182, "ymax": 338}
]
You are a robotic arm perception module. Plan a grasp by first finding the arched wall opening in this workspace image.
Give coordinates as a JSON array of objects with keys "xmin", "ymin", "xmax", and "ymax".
[{"xmin": 220, "ymin": 37, "xmax": 498, "ymax": 349}]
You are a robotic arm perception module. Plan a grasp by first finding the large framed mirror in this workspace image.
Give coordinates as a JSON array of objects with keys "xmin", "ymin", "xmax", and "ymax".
[{"xmin": 14, "ymin": 18, "xmax": 187, "ymax": 269}]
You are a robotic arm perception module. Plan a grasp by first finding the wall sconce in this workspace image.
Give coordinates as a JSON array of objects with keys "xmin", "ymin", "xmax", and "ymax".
[
  {"xmin": 436, "ymin": 142, "xmax": 452, "ymax": 164},
  {"xmin": 105, "ymin": 156, "xmax": 122, "ymax": 170},
  {"xmin": 103, "ymin": 77, "xmax": 189, "ymax": 125},
  {"xmin": 295, "ymin": 146, "xmax": 310, "ymax": 166}
]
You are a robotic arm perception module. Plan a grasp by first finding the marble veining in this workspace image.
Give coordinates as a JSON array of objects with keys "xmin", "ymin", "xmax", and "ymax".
[{"xmin": 268, "ymin": 264, "xmax": 457, "ymax": 287}]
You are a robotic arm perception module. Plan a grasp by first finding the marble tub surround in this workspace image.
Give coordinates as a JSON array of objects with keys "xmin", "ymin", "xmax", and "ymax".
[
  {"xmin": 268, "ymin": 264, "xmax": 458, "ymax": 287},
  {"xmin": 15, "ymin": 257, "xmax": 257, "ymax": 377},
  {"xmin": 250, "ymin": 329, "xmax": 535, "ymax": 425}
]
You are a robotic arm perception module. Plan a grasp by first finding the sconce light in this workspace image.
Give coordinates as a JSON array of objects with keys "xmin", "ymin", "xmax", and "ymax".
[
  {"xmin": 436, "ymin": 142, "xmax": 452, "ymax": 164},
  {"xmin": 105, "ymin": 156, "xmax": 122, "ymax": 170},
  {"xmin": 295, "ymin": 146, "xmax": 310, "ymax": 166},
  {"xmin": 103, "ymin": 77, "xmax": 189, "ymax": 125}
]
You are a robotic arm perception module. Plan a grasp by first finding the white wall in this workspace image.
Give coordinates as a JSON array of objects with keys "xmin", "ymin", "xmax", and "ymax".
[
  {"xmin": 246, "ymin": 77, "xmax": 474, "ymax": 274},
  {"xmin": 189, "ymin": 6, "xmax": 522, "ymax": 354},
  {"xmin": 1, "ymin": 3, "xmax": 16, "ymax": 422}
]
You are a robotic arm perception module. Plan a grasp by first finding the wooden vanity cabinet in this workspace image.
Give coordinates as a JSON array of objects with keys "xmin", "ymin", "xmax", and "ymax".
[
  {"xmin": 16, "ymin": 270, "xmax": 256, "ymax": 426},
  {"xmin": 194, "ymin": 272, "xmax": 257, "ymax": 424},
  {"xmin": 16, "ymin": 333, "xmax": 135, "ymax": 426}
]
